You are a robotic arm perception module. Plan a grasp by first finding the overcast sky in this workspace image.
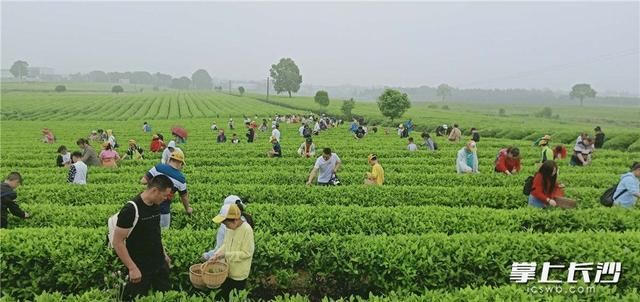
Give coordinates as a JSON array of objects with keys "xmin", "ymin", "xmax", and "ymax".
[{"xmin": 2, "ymin": 1, "xmax": 639, "ymax": 95}]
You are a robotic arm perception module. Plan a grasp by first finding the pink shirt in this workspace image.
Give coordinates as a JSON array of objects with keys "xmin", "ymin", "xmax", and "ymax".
[{"xmin": 100, "ymin": 150, "xmax": 120, "ymax": 160}]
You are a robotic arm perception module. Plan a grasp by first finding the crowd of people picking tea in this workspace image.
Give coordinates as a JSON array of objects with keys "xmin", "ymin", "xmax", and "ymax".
[{"xmin": 2, "ymin": 114, "xmax": 638, "ymax": 301}]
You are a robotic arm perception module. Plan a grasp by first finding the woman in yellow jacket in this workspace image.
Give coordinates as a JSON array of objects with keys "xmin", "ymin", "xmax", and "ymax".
[
  {"xmin": 364, "ymin": 154, "xmax": 384, "ymax": 185},
  {"xmin": 209, "ymin": 204, "xmax": 254, "ymax": 301}
]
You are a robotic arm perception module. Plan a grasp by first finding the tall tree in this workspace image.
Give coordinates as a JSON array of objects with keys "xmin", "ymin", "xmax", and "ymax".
[
  {"xmin": 436, "ymin": 83, "xmax": 452, "ymax": 102},
  {"xmin": 191, "ymin": 69, "xmax": 213, "ymax": 90},
  {"xmin": 10, "ymin": 60, "xmax": 29, "ymax": 79},
  {"xmin": 270, "ymin": 58, "xmax": 302, "ymax": 98},
  {"xmin": 314, "ymin": 90, "xmax": 330, "ymax": 108},
  {"xmin": 341, "ymin": 98, "xmax": 356, "ymax": 119},
  {"xmin": 238, "ymin": 86, "xmax": 245, "ymax": 96},
  {"xmin": 377, "ymin": 89, "xmax": 411, "ymax": 123},
  {"xmin": 570, "ymin": 83, "xmax": 597, "ymax": 106}
]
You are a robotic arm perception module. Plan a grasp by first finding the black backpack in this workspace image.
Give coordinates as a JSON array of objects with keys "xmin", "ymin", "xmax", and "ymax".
[
  {"xmin": 401, "ymin": 128, "xmax": 409, "ymax": 138},
  {"xmin": 600, "ymin": 183, "xmax": 628, "ymax": 207},
  {"xmin": 329, "ymin": 174, "xmax": 342, "ymax": 186},
  {"xmin": 523, "ymin": 176, "xmax": 534, "ymax": 196}
]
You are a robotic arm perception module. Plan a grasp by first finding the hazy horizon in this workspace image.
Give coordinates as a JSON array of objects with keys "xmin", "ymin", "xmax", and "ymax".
[{"xmin": 2, "ymin": 1, "xmax": 639, "ymax": 95}]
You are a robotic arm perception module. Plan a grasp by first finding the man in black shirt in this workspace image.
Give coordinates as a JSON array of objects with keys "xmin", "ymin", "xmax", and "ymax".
[
  {"xmin": 246, "ymin": 123, "xmax": 255, "ymax": 143},
  {"xmin": 594, "ymin": 126, "xmax": 606, "ymax": 149},
  {"xmin": 471, "ymin": 128, "xmax": 480, "ymax": 142},
  {"xmin": 354, "ymin": 126, "xmax": 366, "ymax": 139},
  {"xmin": 1, "ymin": 172, "xmax": 28, "ymax": 228},
  {"xmin": 113, "ymin": 175, "xmax": 174, "ymax": 301}
]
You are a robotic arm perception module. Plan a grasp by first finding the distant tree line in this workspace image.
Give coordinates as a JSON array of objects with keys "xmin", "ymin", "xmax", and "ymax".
[
  {"xmin": 10, "ymin": 59, "xmax": 631, "ymax": 106},
  {"xmin": 66, "ymin": 69, "xmax": 215, "ymax": 90},
  {"xmin": 353, "ymin": 84, "xmax": 638, "ymax": 106}
]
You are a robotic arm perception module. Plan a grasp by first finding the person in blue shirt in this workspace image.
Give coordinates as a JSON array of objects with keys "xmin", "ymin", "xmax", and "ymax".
[
  {"xmin": 142, "ymin": 122, "xmax": 152, "ymax": 134},
  {"xmin": 613, "ymin": 162, "xmax": 640, "ymax": 208},
  {"xmin": 141, "ymin": 150, "xmax": 192, "ymax": 228},
  {"xmin": 267, "ymin": 137, "xmax": 282, "ymax": 158},
  {"xmin": 404, "ymin": 119, "xmax": 414, "ymax": 134},
  {"xmin": 350, "ymin": 119, "xmax": 359, "ymax": 133}
]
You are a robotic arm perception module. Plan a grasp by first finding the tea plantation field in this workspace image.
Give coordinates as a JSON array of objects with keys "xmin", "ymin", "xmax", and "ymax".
[{"xmin": 0, "ymin": 89, "xmax": 639, "ymax": 301}]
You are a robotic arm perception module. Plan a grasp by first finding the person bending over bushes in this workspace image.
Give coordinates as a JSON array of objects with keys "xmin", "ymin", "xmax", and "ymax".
[{"xmin": 528, "ymin": 160, "xmax": 576, "ymax": 209}]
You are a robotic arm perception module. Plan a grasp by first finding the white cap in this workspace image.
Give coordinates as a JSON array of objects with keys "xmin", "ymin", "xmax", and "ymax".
[
  {"xmin": 443, "ymin": 124, "xmax": 448, "ymax": 129},
  {"xmin": 223, "ymin": 195, "xmax": 242, "ymax": 206},
  {"xmin": 167, "ymin": 141, "xmax": 176, "ymax": 148},
  {"xmin": 272, "ymin": 125, "xmax": 276, "ymax": 128}
]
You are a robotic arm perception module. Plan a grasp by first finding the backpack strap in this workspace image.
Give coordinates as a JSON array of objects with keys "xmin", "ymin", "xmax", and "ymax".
[
  {"xmin": 127, "ymin": 200, "xmax": 139, "ymax": 238},
  {"xmin": 0, "ymin": 191, "xmax": 15, "ymax": 198},
  {"xmin": 614, "ymin": 188, "xmax": 628, "ymax": 201},
  {"xmin": 613, "ymin": 175, "xmax": 633, "ymax": 201}
]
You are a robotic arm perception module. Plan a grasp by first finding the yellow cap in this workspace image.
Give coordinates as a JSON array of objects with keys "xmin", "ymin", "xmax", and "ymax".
[
  {"xmin": 128, "ymin": 139, "xmax": 136, "ymax": 145},
  {"xmin": 368, "ymin": 154, "xmax": 377, "ymax": 161},
  {"xmin": 170, "ymin": 149, "xmax": 185, "ymax": 163},
  {"xmin": 212, "ymin": 204, "xmax": 241, "ymax": 223}
]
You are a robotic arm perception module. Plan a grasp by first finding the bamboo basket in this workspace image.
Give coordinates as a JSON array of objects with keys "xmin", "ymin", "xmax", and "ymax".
[
  {"xmin": 189, "ymin": 263, "xmax": 206, "ymax": 289},
  {"xmin": 202, "ymin": 261, "xmax": 228, "ymax": 289}
]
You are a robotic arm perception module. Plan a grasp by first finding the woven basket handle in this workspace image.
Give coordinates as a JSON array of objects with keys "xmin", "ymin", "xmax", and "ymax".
[{"xmin": 201, "ymin": 258, "xmax": 225, "ymax": 269}]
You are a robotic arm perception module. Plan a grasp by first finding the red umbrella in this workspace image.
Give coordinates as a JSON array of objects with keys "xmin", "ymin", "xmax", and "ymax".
[{"xmin": 171, "ymin": 126, "xmax": 188, "ymax": 139}]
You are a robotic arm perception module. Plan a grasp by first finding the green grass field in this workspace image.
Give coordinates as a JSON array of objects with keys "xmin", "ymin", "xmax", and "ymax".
[{"xmin": 1, "ymin": 86, "xmax": 639, "ymax": 301}]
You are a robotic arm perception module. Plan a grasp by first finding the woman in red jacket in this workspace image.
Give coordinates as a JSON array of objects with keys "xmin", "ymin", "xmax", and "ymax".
[
  {"xmin": 494, "ymin": 147, "xmax": 521, "ymax": 175},
  {"xmin": 150, "ymin": 134, "xmax": 165, "ymax": 152},
  {"xmin": 528, "ymin": 160, "xmax": 576, "ymax": 208}
]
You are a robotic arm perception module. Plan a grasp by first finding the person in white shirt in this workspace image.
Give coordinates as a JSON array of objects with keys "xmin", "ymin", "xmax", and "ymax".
[
  {"xmin": 161, "ymin": 141, "xmax": 182, "ymax": 164},
  {"xmin": 306, "ymin": 148, "xmax": 342, "ymax": 186},
  {"xmin": 313, "ymin": 121, "xmax": 321, "ymax": 134},
  {"xmin": 68, "ymin": 152, "xmax": 88, "ymax": 185},
  {"xmin": 407, "ymin": 137, "xmax": 418, "ymax": 151},
  {"xmin": 106, "ymin": 129, "xmax": 117, "ymax": 149},
  {"xmin": 298, "ymin": 124, "xmax": 305, "ymax": 137},
  {"xmin": 271, "ymin": 124, "xmax": 281, "ymax": 142},
  {"xmin": 56, "ymin": 145, "xmax": 72, "ymax": 167},
  {"xmin": 575, "ymin": 132, "xmax": 588, "ymax": 148},
  {"xmin": 571, "ymin": 137, "xmax": 594, "ymax": 166}
]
